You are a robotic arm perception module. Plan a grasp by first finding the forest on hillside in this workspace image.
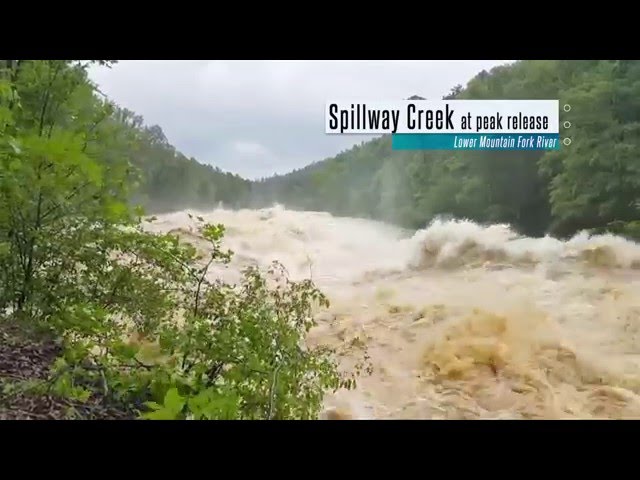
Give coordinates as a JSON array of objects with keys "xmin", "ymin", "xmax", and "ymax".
[
  {"xmin": 2, "ymin": 65, "xmax": 254, "ymax": 214},
  {"xmin": 252, "ymin": 61, "xmax": 640, "ymax": 239},
  {"xmin": 23, "ymin": 60, "xmax": 635, "ymax": 242},
  {"xmin": 126, "ymin": 118, "xmax": 251, "ymax": 212}
]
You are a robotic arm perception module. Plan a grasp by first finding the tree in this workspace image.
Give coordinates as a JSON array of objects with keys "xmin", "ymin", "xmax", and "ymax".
[
  {"xmin": 0, "ymin": 60, "xmax": 366, "ymax": 419},
  {"xmin": 252, "ymin": 60, "xmax": 640, "ymax": 239}
]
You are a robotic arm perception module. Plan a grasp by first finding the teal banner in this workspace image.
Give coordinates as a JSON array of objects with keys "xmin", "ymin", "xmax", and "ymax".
[{"xmin": 392, "ymin": 133, "xmax": 561, "ymax": 151}]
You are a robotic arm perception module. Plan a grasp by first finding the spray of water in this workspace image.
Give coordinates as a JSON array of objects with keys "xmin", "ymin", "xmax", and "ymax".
[{"xmin": 146, "ymin": 206, "xmax": 640, "ymax": 419}]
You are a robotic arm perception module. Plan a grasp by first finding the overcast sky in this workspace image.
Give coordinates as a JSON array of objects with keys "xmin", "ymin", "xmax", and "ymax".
[{"xmin": 88, "ymin": 60, "xmax": 513, "ymax": 179}]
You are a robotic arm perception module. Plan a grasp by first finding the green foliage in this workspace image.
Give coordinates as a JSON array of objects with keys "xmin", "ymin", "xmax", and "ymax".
[
  {"xmin": 0, "ymin": 60, "xmax": 362, "ymax": 420},
  {"xmin": 126, "ymin": 217, "xmax": 353, "ymax": 420},
  {"xmin": 252, "ymin": 60, "xmax": 640, "ymax": 239},
  {"xmin": 37, "ymin": 216, "xmax": 354, "ymax": 420},
  {"xmin": 123, "ymin": 119, "xmax": 251, "ymax": 213},
  {"xmin": 11, "ymin": 58, "xmax": 639, "ymax": 419},
  {"xmin": 142, "ymin": 388, "xmax": 187, "ymax": 420}
]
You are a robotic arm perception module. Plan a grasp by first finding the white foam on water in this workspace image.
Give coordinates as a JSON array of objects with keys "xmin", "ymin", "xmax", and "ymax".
[{"xmin": 146, "ymin": 207, "xmax": 640, "ymax": 419}]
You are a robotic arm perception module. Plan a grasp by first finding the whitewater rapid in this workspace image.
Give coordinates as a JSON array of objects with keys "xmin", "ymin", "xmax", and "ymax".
[{"xmin": 146, "ymin": 205, "xmax": 640, "ymax": 420}]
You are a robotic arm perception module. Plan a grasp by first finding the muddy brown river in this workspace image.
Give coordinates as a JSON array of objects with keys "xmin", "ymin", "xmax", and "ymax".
[{"xmin": 145, "ymin": 205, "xmax": 640, "ymax": 419}]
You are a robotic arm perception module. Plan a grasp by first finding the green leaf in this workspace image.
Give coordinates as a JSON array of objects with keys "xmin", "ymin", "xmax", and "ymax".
[
  {"xmin": 144, "ymin": 401, "xmax": 164, "ymax": 411},
  {"xmin": 8, "ymin": 137, "xmax": 21, "ymax": 154},
  {"xmin": 71, "ymin": 387, "xmax": 92, "ymax": 403},
  {"xmin": 141, "ymin": 408, "xmax": 179, "ymax": 420},
  {"xmin": 106, "ymin": 201, "xmax": 128, "ymax": 219},
  {"xmin": 53, "ymin": 357, "xmax": 68, "ymax": 371},
  {"xmin": 0, "ymin": 80, "xmax": 12, "ymax": 97},
  {"xmin": 112, "ymin": 342, "xmax": 139, "ymax": 360},
  {"xmin": 163, "ymin": 387, "xmax": 185, "ymax": 414}
]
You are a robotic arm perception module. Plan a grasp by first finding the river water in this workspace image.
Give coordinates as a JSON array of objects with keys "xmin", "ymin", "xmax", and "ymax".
[{"xmin": 146, "ymin": 205, "xmax": 640, "ymax": 419}]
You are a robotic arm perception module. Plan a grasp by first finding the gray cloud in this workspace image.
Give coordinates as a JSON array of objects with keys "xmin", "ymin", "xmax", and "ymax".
[{"xmin": 88, "ymin": 60, "xmax": 513, "ymax": 179}]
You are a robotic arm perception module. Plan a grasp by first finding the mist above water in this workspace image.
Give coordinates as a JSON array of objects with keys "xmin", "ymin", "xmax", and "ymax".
[{"xmin": 146, "ymin": 205, "xmax": 640, "ymax": 419}]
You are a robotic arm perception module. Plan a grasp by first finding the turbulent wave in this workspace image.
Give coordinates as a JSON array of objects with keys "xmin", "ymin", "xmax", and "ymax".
[
  {"xmin": 408, "ymin": 218, "xmax": 640, "ymax": 270},
  {"xmin": 420, "ymin": 306, "xmax": 640, "ymax": 419},
  {"xmin": 146, "ymin": 206, "xmax": 640, "ymax": 419}
]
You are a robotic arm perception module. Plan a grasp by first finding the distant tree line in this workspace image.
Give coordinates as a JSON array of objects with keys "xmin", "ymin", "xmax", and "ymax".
[
  {"xmin": 25, "ymin": 60, "xmax": 634, "ymax": 240},
  {"xmin": 250, "ymin": 60, "xmax": 640, "ymax": 239}
]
